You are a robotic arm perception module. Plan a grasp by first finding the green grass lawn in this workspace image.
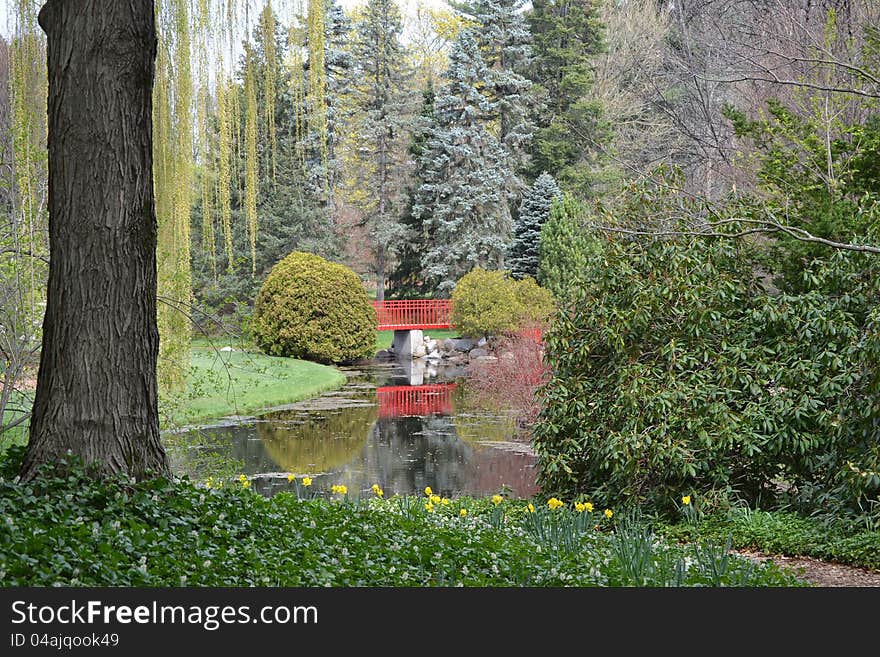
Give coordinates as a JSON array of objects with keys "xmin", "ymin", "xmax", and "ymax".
[{"xmin": 161, "ymin": 347, "xmax": 347, "ymax": 427}]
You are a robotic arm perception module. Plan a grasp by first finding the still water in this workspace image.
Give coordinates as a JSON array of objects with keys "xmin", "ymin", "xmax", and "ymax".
[{"xmin": 168, "ymin": 359, "xmax": 539, "ymax": 500}]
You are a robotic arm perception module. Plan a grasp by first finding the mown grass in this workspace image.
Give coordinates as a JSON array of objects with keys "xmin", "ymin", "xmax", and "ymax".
[
  {"xmin": 0, "ymin": 449, "xmax": 805, "ymax": 587},
  {"xmin": 160, "ymin": 347, "xmax": 346, "ymax": 428}
]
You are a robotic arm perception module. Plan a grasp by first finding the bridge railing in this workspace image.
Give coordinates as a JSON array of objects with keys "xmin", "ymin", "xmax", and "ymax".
[
  {"xmin": 376, "ymin": 384, "xmax": 457, "ymax": 417},
  {"xmin": 373, "ymin": 299, "xmax": 453, "ymax": 330}
]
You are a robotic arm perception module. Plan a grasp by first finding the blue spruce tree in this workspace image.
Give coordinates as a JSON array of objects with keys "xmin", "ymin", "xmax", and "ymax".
[
  {"xmin": 412, "ymin": 30, "xmax": 511, "ymax": 295},
  {"xmin": 509, "ymin": 171, "xmax": 560, "ymax": 279}
]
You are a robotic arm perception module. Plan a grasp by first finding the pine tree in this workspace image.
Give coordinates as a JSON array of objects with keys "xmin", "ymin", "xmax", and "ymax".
[
  {"xmin": 509, "ymin": 171, "xmax": 560, "ymax": 279},
  {"xmin": 412, "ymin": 30, "xmax": 510, "ymax": 295},
  {"xmin": 537, "ymin": 192, "xmax": 601, "ymax": 299},
  {"xmin": 456, "ymin": 0, "xmax": 535, "ymax": 159},
  {"xmin": 388, "ymin": 80, "xmax": 436, "ymax": 299},
  {"xmin": 454, "ymin": 0, "xmax": 535, "ymax": 196},
  {"xmin": 526, "ymin": 0, "xmax": 605, "ymax": 192},
  {"xmin": 349, "ymin": 0, "xmax": 412, "ymax": 302}
]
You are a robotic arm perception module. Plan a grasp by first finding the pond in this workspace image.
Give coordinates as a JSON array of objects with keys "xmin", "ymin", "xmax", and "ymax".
[{"xmin": 167, "ymin": 358, "xmax": 540, "ymax": 500}]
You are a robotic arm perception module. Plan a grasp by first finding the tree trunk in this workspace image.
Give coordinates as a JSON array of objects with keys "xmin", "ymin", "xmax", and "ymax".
[{"xmin": 20, "ymin": 0, "xmax": 169, "ymax": 480}]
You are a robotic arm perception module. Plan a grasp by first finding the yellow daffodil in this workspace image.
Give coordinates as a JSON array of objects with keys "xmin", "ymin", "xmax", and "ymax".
[
  {"xmin": 527, "ymin": 503, "xmax": 535, "ymax": 513},
  {"xmin": 424, "ymin": 486, "xmax": 433, "ymax": 496},
  {"xmin": 331, "ymin": 484, "xmax": 347, "ymax": 495},
  {"xmin": 287, "ymin": 473, "xmax": 295, "ymax": 483},
  {"xmin": 547, "ymin": 497, "xmax": 564, "ymax": 510},
  {"xmin": 682, "ymin": 495, "xmax": 691, "ymax": 506},
  {"xmin": 441, "ymin": 498, "xmax": 450, "ymax": 506},
  {"xmin": 585, "ymin": 502, "xmax": 594, "ymax": 513},
  {"xmin": 238, "ymin": 474, "xmax": 250, "ymax": 488},
  {"xmin": 425, "ymin": 501, "xmax": 435, "ymax": 512},
  {"xmin": 430, "ymin": 494, "xmax": 441, "ymax": 504},
  {"xmin": 575, "ymin": 502, "xmax": 586, "ymax": 513},
  {"xmin": 372, "ymin": 484, "xmax": 384, "ymax": 498},
  {"xmin": 459, "ymin": 508, "xmax": 468, "ymax": 517},
  {"xmin": 491, "ymin": 494, "xmax": 503, "ymax": 506},
  {"xmin": 302, "ymin": 477, "xmax": 312, "ymax": 487},
  {"xmin": 604, "ymin": 509, "xmax": 613, "ymax": 519}
]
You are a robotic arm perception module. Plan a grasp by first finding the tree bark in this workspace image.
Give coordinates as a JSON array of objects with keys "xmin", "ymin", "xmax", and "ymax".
[{"xmin": 20, "ymin": 0, "xmax": 169, "ymax": 480}]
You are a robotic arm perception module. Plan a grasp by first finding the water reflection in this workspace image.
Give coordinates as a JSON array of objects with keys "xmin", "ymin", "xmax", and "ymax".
[{"xmin": 168, "ymin": 359, "xmax": 539, "ymax": 499}]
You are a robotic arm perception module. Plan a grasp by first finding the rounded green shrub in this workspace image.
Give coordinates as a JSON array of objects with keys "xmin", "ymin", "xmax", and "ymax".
[
  {"xmin": 451, "ymin": 268, "xmax": 556, "ymax": 337},
  {"xmin": 251, "ymin": 251, "xmax": 376, "ymax": 363}
]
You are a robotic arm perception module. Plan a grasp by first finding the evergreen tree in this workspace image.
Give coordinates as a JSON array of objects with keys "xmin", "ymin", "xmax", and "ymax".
[
  {"xmin": 454, "ymin": 0, "xmax": 535, "ymax": 175},
  {"xmin": 509, "ymin": 171, "xmax": 560, "ymax": 279},
  {"xmin": 349, "ymin": 0, "xmax": 411, "ymax": 301},
  {"xmin": 526, "ymin": 0, "xmax": 605, "ymax": 193},
  {"xmin": 537, "ymin": 192, "xmax": 601, "ymax": 299},
  {"xmin": 412, "ymin": 30, "xmax": 510, "ymax": 295},
  {"xmin": 389, "ymin": 80, "xmax": 436, "ymax": 299}
]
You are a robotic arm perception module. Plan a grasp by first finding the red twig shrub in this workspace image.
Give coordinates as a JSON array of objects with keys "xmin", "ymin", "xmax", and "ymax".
[{"xmin": 464, "ymin": 325, "xmax": 550, "ymax": 432}]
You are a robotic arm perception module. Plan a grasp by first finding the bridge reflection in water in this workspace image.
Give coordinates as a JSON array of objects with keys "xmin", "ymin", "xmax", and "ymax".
[
  {"xmin": 170, "ymin": 361, "xmax": 539, "ymax": 500},
  {"xmin": 376, "ymin": 384, "xmax": 456, "ymax": 418}
]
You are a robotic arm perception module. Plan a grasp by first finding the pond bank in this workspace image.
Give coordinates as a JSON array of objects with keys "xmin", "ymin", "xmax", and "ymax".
[{"xmin": 160, "ymin": 347, "xmax": 347, "ymax": 429}]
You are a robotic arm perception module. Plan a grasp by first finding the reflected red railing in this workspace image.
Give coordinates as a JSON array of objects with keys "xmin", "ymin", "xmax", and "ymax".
[
  {"xmin": 373, "ymin": 299, "xmax": 453, "ymax": 330},
  {"xmin": 376, "ymin": 384, "xmax": 457, "ymax": 418}
]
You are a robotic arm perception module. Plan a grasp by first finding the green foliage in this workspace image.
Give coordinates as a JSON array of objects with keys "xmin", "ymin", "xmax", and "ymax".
[
  {"xmin": 533, "ymin": 230, "xmax": 880, "ymax": 521},
  {"xmin": 251, "ymin": 251, "xmax": 376, "ymax": 363},
  {"xmin": 451, "ymin": 267, "xmax": 555, "ymax": 337},
  {"xmin": 0, "ymin": 447, "xmax": 803, "ymax": 586},
  {"xmin": 526, "ymin": 0, "xmax": 606, "ymax": 192},
  {"xmin": 412, "ymin": 30, "xmax": 512, "ymax": 294},
  {"xmin": 723, "ymin": 95, "xmax": 880, "ymax": 293},
  {"xmin": 659, "ymin": 507, "xmax": 880, "ymax": 572},
  {"xmin": 537, "ymin": 193, "xmax": 601, "ymax": 299}
]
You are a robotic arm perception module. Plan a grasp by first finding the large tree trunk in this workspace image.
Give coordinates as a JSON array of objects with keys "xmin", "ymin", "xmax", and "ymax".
[{"xmin": 20, "ymin": 0, "xmax": 169, "ymax": 480}]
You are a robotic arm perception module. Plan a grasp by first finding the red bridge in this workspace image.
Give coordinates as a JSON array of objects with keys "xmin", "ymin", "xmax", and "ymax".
[
  {"xmin": 373, "ymin": 299, "xmax": 453, "ymax": 331},
  {"xmin": 376, "ymin": 384, "xmax": 457, "ymax": 418}
]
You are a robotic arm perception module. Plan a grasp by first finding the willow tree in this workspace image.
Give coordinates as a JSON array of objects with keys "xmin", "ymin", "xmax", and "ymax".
[{"xmin": 20, "ymin": 0, "xmax": 169, "ymax": 479}]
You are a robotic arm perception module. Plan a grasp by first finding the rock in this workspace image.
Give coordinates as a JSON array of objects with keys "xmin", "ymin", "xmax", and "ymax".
[
  {"xmin": 426, "ymin": 349, "xmax": 441, "ymax": 360},
  {"xmin": 450, "ymin": 338, "xmax": 476, "ymax": 352},
  {"xmin": 375, "ymin": 349, "xmax": 394, "ymax": 360},
  {"xmin": 477, "ymin": 337, "xmax": 488, "ymax": 347},
  {"xmin": 412, "ymin": 344, "xmax": 427, "ymax": 358},
  {"xmin": 425, "ymin": 339, "xmax": 438, "ymax": 353},
  {"xmin": 474, "ymin": 355, "xmax": 498, "ymax": 363},
  {"xmin": 442, "ymin": 338, "xmax": 456, "ymax": 352},
  {"xmin": 469, "ymin": 347, "xmax": 489, "ymax": 359},
  {"xmin": 501, "ymin": 351, "xmax": 515, "ymax": 361},
  {"xmin": 220, "ymin": 346, "xmax": 235, "ymax": 352}
]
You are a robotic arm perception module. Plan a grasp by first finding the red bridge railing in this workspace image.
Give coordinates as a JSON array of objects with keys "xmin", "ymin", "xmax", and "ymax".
[
  {"xmin": 373, "ymin": 299, "xmax": 453, "ymax": 330},
  {"xmin": 376, "ymin": 384, "xmax": 457, "ymax": 418}
]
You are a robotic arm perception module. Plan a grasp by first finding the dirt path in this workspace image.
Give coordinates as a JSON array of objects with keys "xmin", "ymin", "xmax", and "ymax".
[{"xmin": 735, "ymin": 549, "xmax": 880, "ymax": 587}]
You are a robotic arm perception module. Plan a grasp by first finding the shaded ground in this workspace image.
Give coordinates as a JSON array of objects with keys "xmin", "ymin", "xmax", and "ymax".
[{"xmin": 736, "ymin": 550, "xmax": 880, "ymax": 587}]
